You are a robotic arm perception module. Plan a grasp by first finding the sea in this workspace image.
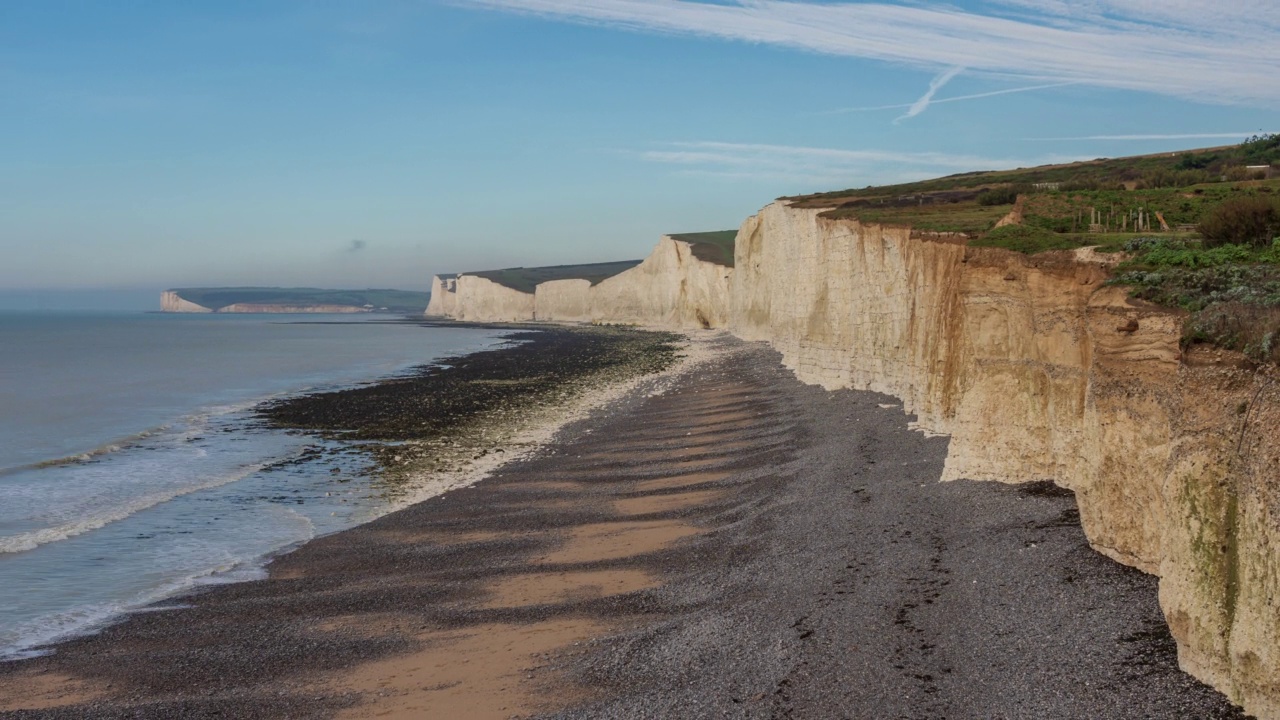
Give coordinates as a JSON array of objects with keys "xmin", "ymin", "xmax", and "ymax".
[{"xmin": 0, "ymin": 311, "xmax": 507, "ymax": 660}]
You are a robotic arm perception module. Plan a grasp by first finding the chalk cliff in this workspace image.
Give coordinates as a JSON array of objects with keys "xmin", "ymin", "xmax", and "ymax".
[
  {"xmin": 587, "ymin": 235, "xmax": 731, "ymax": 328},
  {"xmin": 425, "ymin": 275, "xmax": 459, "ymax": 318},
  {"xmin": 421, "ymin": 200, "xmax": 1280, "ymax": 716},
  {"xmin": 160, "ymin": 290, "xmax": 212, "ymax": 313},
  {"xmin": 427, "ymin": 235, "xmax": 732, "ymax": 328},
  {"xmin": 730, "ymin": 201, "xmax": 1280, "ymax": 718},
  {"xmin": 534, "ymin": 279, "xmax": 592, "ymax": 323},
  {"xmin": 451, "ymin": 275, "xmax": 536, "ymax": 323}
]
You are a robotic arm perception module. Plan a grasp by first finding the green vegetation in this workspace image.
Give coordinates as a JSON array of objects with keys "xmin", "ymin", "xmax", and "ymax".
[
  {"xmin": 1198, "ymin": 196, "xmax": 1280, "ymax": 246},
  {"xmin": 787, "ymin": 136, "xmax": 1280, "ymax": 208},
  {"xmin": 669, "ymin": 230, "xmax": 737, "ymax": 267},
  {"xmin": 172, "ymin": 287, "xmax": 432, "ymax": 313},
  {"xmin": 825, "ymin": 200, "xmax": 1012, "ymax": 234},
  {"xmin": 969, "ymin": 225, "xmax": 1089, "ymax": 254},
  {"xmin": 1108, "ymin": 238, "xmax": 1280, "ymax": 363},
  {"xmin": 469, "ymin": 260, "xmax": 641, "ymax": 294}
]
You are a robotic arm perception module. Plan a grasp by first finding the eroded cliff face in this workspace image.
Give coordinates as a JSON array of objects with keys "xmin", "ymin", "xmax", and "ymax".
[
  {"xmin": 427, "ymin": 236, "xmax": 732, "ymax": 328},
  {"xmin": 535, "ymin": 279, "xmax": 592, "ymax": 323},
  {"xmin": 160, "ymin": 290, "xmax": 212, "ymax": 313},
  {"xmin": 731, "ymin": 201, "xmax": 1280, "ymax": 718},
  {"xmin": 588, "ymin": 236, "xmax": 730, "ymax": 329},
  {"xmin": 452, "ymin": 275, "xmax": 535, "ymax": 323},
  {"xmin": 425, "ymin": 276, "xmax": 458, "ymax": 318}
]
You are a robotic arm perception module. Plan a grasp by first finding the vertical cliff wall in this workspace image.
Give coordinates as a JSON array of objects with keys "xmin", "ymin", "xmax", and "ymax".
[
  {"xmin": 427, "ymin": 236, "xmax": 732, "ymax": 328},
  {"xmin": 730, "ymin": 200, "xmax": 1280, "ymax": 718},
  {"xmin": 588, "ymin": 236, "xmax": 731, "ymax": 328},
  {"xmin": 160, "ymin": 290, "xmax": 213, "ymax": 313},
  {"xmin": 534, "ymin": 279, "xmax": 592, "ymax": 323},
  {"xmin": 425, "ymin": 275, "xmax": 458, "ymax": 318},
  {"xmin": 451, "ymin": 275, "xmax": 535, "ymax": 323}
]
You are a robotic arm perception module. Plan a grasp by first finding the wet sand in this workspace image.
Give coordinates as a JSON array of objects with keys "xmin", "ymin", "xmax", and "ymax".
[{"xmin": 0, "ymin": 335, "xmax": 1251, "ymax": 719}]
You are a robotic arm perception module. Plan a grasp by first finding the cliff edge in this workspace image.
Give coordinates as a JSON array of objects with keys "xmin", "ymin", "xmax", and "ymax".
[{"xmin": 731, "ymin": 200, "xmax": 1280, "ymax": 718}]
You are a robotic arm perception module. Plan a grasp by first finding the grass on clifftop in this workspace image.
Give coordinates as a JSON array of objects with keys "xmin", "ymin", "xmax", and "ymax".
[
  {"xmin": 669, "ymin": 230, "xmax": 737, "ymax": 268},
  {"xmin": 172, "ymin": 287, "xmax": 432, "ymax": 313},
  {"xmin": 787, "ymin": 136, "xmax": 1280, "ymax": 363},
  {"xmin": 470, "ymin": 260, "xmax": 642, "ymax": 294}
]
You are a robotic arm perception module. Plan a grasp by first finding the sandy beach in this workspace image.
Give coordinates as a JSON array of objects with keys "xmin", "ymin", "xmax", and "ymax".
[{"xmin": 0, "ymin": 330, "xmax": 1252, "ymax": 719}]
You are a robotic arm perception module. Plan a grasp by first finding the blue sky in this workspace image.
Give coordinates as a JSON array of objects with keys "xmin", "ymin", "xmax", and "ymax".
[{"xmin": 3, "ymin": 1, "xmax": 1278, "ymax": 306}]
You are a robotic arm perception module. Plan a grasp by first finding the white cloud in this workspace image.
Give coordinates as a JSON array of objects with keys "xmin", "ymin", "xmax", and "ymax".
[
  {"xmin": 637, "ymin": 141, "xmax": 1085, "ymax": 187},
  {"xmin": 460, "ymin": 0, "xmax": 1280, "ymax": 106}
]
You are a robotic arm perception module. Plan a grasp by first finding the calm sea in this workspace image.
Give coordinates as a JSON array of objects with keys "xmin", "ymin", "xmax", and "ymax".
[{"xmin": 0, "ymin": 311, "xmax": 506, "ymax": 660}]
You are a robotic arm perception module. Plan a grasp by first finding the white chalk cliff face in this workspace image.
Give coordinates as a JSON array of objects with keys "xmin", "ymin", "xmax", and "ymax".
[
  {"xmin": 588, "ymin": 236, "xmax": 730, "ymax": 329},
  {"xmin": 534, "ymin": 279, "xmax": 592, "ymax": 323},
  {"xmin": 730, "ymin": 201, "xmax": 1280, "ymax": 719},
  {"xmin": 425, "ymin": 235, "xmax": 732, "ymax": 328},
  {"xmin": 451, "ymin": 275, "xmax": 536, "ymax": 323},
  {"xmin": 160, "ymin": 290, "xmax": 212, "ymax": 313},
  {"xmin": 425, "ymin": 276, "xmax": 458, "ymax": 318}
]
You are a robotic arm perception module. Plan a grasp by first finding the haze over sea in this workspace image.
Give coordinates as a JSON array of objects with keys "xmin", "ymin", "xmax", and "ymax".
[{"xmin": 0, "ymin": 311, "xmax": 505, "ymax": 660}]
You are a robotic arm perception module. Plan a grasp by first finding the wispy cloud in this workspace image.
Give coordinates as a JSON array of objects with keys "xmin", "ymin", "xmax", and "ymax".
[
  {"xmin": 896, "ymin": 66, "xmax": 963, "ymax": 123},
  {"xmin": 637, "ymin": 141, "xmax": 1084, "ymax": 187},
  {"xmin": 460, "ymin": 0, "xmax": 1280, "ymax": 106},
  {"xmin": 1029, "ymin": 132, "xmax": 1276, "ymax": 141}
]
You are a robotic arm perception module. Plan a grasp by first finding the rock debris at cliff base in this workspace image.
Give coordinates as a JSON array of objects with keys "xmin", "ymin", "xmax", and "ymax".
[{"xmin": 0, "ymin": 337, "xmax": 1250, "ymax": 719}]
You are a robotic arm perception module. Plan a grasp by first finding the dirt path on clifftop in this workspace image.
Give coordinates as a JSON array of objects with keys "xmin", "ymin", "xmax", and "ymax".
[{"xmin": 0, "ymin": 338, "xmax": 1248, "ymax": 719}]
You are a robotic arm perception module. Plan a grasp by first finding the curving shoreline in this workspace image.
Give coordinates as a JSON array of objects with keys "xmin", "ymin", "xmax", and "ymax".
[{"xmin": 0, "ymin": 329, "xmax": 1252, "ymax": 719}]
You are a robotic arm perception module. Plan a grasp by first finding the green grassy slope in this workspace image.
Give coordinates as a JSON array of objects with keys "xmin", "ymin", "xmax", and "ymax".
[
  {"xmin": 171, "ymin": 287, "xmax": 431, "ymax": 313},
  {"xmin": 669, "ymin": 230, "xmax": 738, "ymax": 268},
  {"xmin": 468, "ymin": 260, "xmax": 642, "ymax": 294}
]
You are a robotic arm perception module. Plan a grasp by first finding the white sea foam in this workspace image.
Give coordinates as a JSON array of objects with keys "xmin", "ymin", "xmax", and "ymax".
[
  {"xmin": 0, "ymin": 507, "xmax": 314, "ymax": 661},
  {"xmin": 0, "ymin": 459, "xmax": 275, "ymax": 554}
]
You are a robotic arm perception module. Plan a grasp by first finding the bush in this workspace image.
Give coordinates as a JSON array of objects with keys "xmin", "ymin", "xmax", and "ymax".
[
  {"xmin": 976, "ymin": 185, "xmax": 1023, "ymax": 206},
  {"xmin": 1143, "ymin": 242, "xmax": 1252, "ymax": 268},
  {"xmin": 1135, "ymin": 168, "xmax": 1214, "ymax": 189},
  {"xmin": 1198, "ymin": 197, "xmax": 1280, "ymax": 247},
  {"xmin": 1239, "ymin": 134, "xmax": 1280, "ymax": 165},
  {"xmin": 1178, "ymin": 153, "xmax": 1216, "ymax": 170},
  {"xmin": 1186, "ymin": 302, "xmax": 1280, "ymax": 363}
]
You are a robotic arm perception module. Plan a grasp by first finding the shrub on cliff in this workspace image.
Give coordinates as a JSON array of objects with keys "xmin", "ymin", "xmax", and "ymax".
[
  {"xmin": 1198, "ymin": 197, "xmax": 1280, "ymax": 247},
  {"xmin": 970, "ymin": 224, "xmax": 1079, "ymax": 254},
  {"xmin": 1186, "ymin": 302, "xmax": 1280, "ymax": 364},
  {"xmin": 976, "ymin": 185, "xmax": 1024, "ymax": 206}
]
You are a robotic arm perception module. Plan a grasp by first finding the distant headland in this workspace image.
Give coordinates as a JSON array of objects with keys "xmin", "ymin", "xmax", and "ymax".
[{"xmin": 160, "ymin": 287, "xmax": 432, "ymax": 314}]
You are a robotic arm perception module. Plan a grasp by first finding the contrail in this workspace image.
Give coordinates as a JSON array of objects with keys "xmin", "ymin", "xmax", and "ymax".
[
  {"xmin": 828, "ymin": 81, "xmax": 1078, "ymax": 115},
  {"xmin": 895, "ymin": 66, "xmax": 963, "ymax": 123}
]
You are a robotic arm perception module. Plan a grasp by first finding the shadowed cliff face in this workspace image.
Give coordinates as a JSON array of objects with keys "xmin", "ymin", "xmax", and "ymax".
[{"xmin": 730, "ymin": 201, "xmax": 1280, "ymax": 719}]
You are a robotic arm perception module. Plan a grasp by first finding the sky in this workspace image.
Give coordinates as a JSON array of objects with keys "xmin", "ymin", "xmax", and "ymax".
[{"xmin": 3, "ymin": 1, "xmax": 1279, "ymax": 307}]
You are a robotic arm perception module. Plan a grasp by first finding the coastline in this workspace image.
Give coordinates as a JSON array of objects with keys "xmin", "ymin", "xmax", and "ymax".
[
  {"xmin": 0, "ymin": 327, "xmax": 1251, "ymax": 719},
  {"xmin": 0, "ymin": 323, "xmax": 700, "ymax": 716}
]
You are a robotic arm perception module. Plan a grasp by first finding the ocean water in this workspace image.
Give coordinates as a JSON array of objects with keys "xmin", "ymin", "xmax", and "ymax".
[{"xmin": 0, "ymin": 311, "xmax": 507, "ymax": 659}]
